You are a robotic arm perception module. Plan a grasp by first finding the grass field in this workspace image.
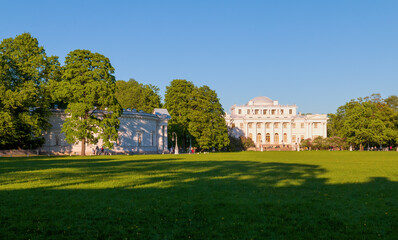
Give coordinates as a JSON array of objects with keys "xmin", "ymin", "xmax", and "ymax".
[{"xmin": 1, "ymin": 151, "xmax": 398, "ymax": 239}]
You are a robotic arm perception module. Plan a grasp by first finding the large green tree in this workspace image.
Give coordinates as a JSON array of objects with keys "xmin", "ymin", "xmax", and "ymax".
[
  {"xmin": 0, "ymin": 33, "xmax": 61, "ymax": 149},
  {"xmin": 164, "ymin": 79, "xmax": 195, "ymax": 149},
  {"xmin": 164, "ymin": 79, "xmax": 229, "ymax": 151},
  {"xmin": 115, "ymin": 78, "xmax": 161, "ymax": 113},
  {"xmin": 188, "ymin": 85, "xmax": 229, "ymax": 150},
  {"xmin": 328, "ymin": 94, "xmax": 398, "ymax": 149},
  {"xmin": 59, "ymin": 49, "xmax": 121, "ymax": 156}
]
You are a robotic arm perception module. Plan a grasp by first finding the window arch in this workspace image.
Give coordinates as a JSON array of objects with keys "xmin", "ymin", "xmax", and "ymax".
[
  {"xmin": 266, "ymin": 133, "xmax": 270, "ymax": 143},
  {"xmin": 257, "ymin": 133, "xmax": 262, "ymax": 144}
]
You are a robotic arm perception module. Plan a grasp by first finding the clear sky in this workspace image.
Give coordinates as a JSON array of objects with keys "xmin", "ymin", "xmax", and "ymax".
[{"xmin": 1, "ymin": 0, "xmax": 397, "ymax": 114}]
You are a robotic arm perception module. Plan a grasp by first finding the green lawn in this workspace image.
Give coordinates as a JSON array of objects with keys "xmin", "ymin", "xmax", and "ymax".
[{"xmin": 1, "ymin": 151, "xmax": 398, "ymax": 239}]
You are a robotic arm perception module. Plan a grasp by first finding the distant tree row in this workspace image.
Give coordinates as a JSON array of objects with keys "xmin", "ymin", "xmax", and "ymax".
[
  {"xmin": 328, "ymin": 94, "xmax": 398, "ymax": 150},
  {"xmin": 0, "ymin": 33, "xmax": 121, "ymax": 154},
  {"xmin": 0, "ymin": 33, "xmax": 230, "ymax": 153}
]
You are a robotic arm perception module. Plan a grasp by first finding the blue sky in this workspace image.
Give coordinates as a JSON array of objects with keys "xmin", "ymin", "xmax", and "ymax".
[{"xmin": 1, "ymin": 0, "xmax": 397, "ymax": 114}]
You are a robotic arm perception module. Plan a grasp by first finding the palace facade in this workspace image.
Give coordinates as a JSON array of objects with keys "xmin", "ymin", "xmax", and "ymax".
[
  {"xmin": 39, "ymin": 108, "xmax": 170, "ymax": 155},
  {"xmin": 225, "ymin": 96, "xmax": 328, "ymax": 149}
]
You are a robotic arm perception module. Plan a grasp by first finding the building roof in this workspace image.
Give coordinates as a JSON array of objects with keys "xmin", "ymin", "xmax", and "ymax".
[
  {"xmin": 153, "ymin": 108, "xmax": 171, "ymax": 119},
  {"xmin": 249, "ymin": 96, "xmax": 274, "ymax": 105}
]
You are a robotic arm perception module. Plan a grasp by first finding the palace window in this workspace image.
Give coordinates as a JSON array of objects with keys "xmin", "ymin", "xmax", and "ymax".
[
  {"xmin": 271, "ymin": 109, "xmax": 276, "ymax": 115},
  {"xmin": 257, "ymin": 123, "xmax": 261, "ymax": 128},
  {"xmin": 283, "ymin": 133, "xmax": 287, "ymax": 142},
  {"xmin": 292, "ymin": 123, "xmax": 296, "ymax": 128},
  {"xmin": 249, "ymin": 133, "xmax": 253, "ymax": 140},
  {"xmin": 266, "ymin": 123, "xmax": 270, "ymax": 128},
  {"xmin": 301, "ymin": 123, "xmax": 304, "ymax": 128},
  {"xmin": 283, "ymin": 123, "xmax": 287, "ymax": 128},
  {"xmin": 314, "ymin": 123, "xmax": 318, "ymax": 128},
  {"xmin": 151, "ymin": 131, "xmax": 155, "ymax": 146},
  {"xmin": 274, "ymin": 133, "xmax": 279, "ymax": 143},
  {"xmin": 247, "ymin": 109, "xmax": 250, "ymax": 114},
  {"xmin": 257, "ymin": 133, "xmax": 262, "ymax": 144},
  {"xmin": 289, "ymin": 109, "xmax": 293, "ymax": 114},
  {"xmin": 238, "ymin": 109, "xmax": 242, "ymax": 114},
  {"xmin": 292, "ymin": 135, "xmax": 296, "ymax": 142},
  {"xmin": 274, "ymin": 123, "xmax": 279, "ymax": 128},
  {"xmin": 263, "ymin": 109, "xmax": 267, "ymax": 115},
  {"xmin": 248, "ymin": 123, "xmax": 253, "ymax": 128},
  {"xmin": 266, "ymin": 133, "xmax": 270, "ymax": 143},
  {"xmin": 255, "ymin": 109, "xmax": 259, "ymax": 115},
  {"xmin": 281, "ymin": 109, "xmax": 284, "ymax": 114}
]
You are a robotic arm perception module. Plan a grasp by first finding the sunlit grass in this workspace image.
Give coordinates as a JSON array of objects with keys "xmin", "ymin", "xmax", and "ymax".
[{"xmin": 1, "ymin": 151, "xmax": 397, "ymax": 239}]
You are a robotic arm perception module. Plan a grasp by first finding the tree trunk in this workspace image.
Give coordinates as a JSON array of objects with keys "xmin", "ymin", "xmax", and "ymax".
[
  {"xmin": 81, "ymin": 138, "xmax": 86, "ymax": 156},
  {"xmin": 359, "ymin": 143, "xmax": 363, "ymax": 151}
]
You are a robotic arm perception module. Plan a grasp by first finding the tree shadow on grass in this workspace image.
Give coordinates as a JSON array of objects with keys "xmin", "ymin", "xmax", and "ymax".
[{"xmin": 0, "ymin": 157, "xmax": 397, "ymax": 239}]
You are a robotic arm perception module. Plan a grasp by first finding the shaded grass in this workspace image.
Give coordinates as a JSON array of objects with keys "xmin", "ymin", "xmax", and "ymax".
[{"xmin": 1, "ymin": 151, "xmax": 398, "ymax": 239}]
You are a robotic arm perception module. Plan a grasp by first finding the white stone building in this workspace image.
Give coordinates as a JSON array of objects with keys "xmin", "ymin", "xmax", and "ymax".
[
  {"xmin": 39, "ymin": 108, "xmax": 170, "ymax": 155},
  {"xmin": 225, "ymin": 96, "xmax": 328, "ymax": 150}
]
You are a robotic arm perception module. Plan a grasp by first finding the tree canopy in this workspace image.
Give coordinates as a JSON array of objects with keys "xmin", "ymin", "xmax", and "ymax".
[
  {"xmin": 328, "ymin": 94, "xmax": 398, "ymax": 149},
  {"xmin": 0, "ymin": 33, "xmax": 61, "ymax": 149},
  {"xmin": 115, "ymin": 79, "xmax": 161, "ymax": 113},
  {"xmin": 59, "ymin": 49, "xmax": 121, "ymax": 155},
  {"xmin": 164, "ymin": 79, "xmax": 229, "ymax": 151}
]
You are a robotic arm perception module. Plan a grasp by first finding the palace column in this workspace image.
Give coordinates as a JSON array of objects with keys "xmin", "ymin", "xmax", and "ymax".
[
  {"xmin": 323, "ymin": 122, "xmax": 327, "ymax": 138},
  {"xmin": 270, "ymin": 122, "xmax": 275, "ymax": 144},
  {"xmin": 263, "ymin": 122, "xmax": 266, "ymax": 144},
  {"xmin": 255, "ymin": 122, "xmax": 258, "ymax": 146},
  {"xmin": 163, "ymin": 125, "xmax": 168, "ymax": 151}
]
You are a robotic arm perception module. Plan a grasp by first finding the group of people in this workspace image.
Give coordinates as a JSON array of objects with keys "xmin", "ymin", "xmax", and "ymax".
[{"xmin": 92, "ymin": 146, "xmax": 109, "ymax": 155}]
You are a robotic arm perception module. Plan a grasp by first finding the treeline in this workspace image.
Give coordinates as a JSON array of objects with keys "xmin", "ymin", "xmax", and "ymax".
[
  {"xmin": 0, "ymin": 33, "xmax": 122, "ymax": 154},
  {"xmin": 0, "ymin": 33, "xmax": 229, "ymax": 153},
  {"xmin": 327, "ymin": 94, "xmax": 398, "ymax": 150}
]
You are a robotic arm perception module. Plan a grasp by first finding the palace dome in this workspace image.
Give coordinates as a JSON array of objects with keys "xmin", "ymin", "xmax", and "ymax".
[{"xmin": 249, "ymin": 96, "xmax": 274, "ymax": 105}]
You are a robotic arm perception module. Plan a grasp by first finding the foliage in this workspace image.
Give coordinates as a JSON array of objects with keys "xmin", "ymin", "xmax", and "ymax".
[
  {"xmin": 188, "ymin": 85, "xmax": 229, "ymax": 150},
  {"xmin": 240, "ymin": 136, "xmax": 255, "ymax": 150},
  {"xmin": 1, "ymin": 152, "xmax": 398, "ymax": 239},
  {"xmin": 0, "ymin": 33, "xmax": 61, "ymax": 149},
  {"xmin": 165, "ymin": 79, "xmax": 229, "ymax": 151},
  {"xmin": 312, "ymin": 136, "xmax": 327, "ymax": 150},
  {"xmin": 385, "ymin": 95, "xmax": 398, "ymax": 112},
  {"xmin": 228, "ymin": 135, "xmax": 244, "ymax": 151},
  {"xmin": 115, "ymin": 78, "xmax": 161, "ymax": 113},
  {"xmin": 164, "ymin": 79, "xmax": 195, "ymax": 149},
  {"xmin": 328, "ymin": 94, "xmax": 398, "ymax": 148},
  {"xmin": 300, "ymin": 138, "xmax": 312, "ymax": 149},
  {"xmin": 59, "ymin": 49, "xmax": 121, "ymax": 155},
  {"xmin": 326, "ymin": 136, "xmax": 348, "ymax": 150}
]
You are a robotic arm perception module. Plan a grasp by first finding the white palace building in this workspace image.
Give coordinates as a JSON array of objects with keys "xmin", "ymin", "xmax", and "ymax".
[
  {"xmin": 225, "ymin": 96, "xmax": 328, "ymax": 150},
  {"xmin": 38, "ymin": 108, "xmax": 170, "ymax": 155}
]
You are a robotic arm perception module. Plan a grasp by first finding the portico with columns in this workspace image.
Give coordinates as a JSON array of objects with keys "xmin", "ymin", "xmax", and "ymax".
[{"xmin": 225, "ymin": 96, "xmax": 328, "ymax": 149}]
